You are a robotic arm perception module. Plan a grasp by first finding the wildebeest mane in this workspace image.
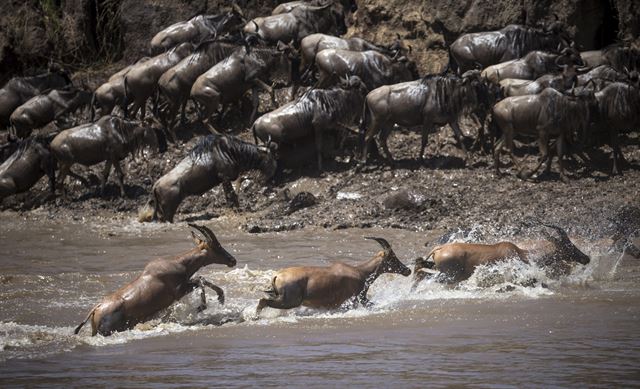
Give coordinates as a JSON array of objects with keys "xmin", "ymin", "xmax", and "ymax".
[
  {"xmin": 600, "ymin": 83, "xmax": 640, "ymax": 123},
  {"xmin": 110, "ymin": 118, "xmax": 150, "ymax": 156},
  {"xmin": 303, "ymin": 86, "xmax": 361, "ymax": 123},
  {"xmin": 421, "ymin": 74, "xmax": 478, "ymax": 116},
  {"xmin": 190, "ymin": 134, "xmax": 273, "ymax": 175},
  {"xmin": 603, "ymin": 44, "xmax": 640, "ymax": 72},
  {"xmin": 503, "ymin": 25, "xmax": 559, "ymax": 58},
  {"xmin": 543, "ymin": 89, "xmax": 591, "ymax": 135}
]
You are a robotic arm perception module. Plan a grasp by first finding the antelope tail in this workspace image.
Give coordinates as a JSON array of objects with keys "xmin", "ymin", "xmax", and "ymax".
[{"xmin": 74, "ymin": 305, "xmax": 98, "ymax": 335}]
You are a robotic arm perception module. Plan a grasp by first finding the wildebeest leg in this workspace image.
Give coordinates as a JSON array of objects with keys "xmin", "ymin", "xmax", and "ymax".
[
  {"xmin": 311, "ymin": 119, "xmax": 325, "ymax": 172},
  {"xmin": 100, "ymin": 161, "xmax": 112, "ymax": 195},
  {"xmin": 57, "ymin": 163, "xmax": 71, "ymax": 199},
  {"xmin": 253, "ymin": 78, "xmax": 276, "ymax": 106},
  {"xmin": 419, "ymin": 124, "xmax": 434, "ymax": 162},
  {"xmin": 610, "ymin": 128, "xmax": 622, "ymax": 175},
  {"xmin": 179, "ymin": 99, "xmax": 187, "ymax": 125},
  {"xmin": 557, "ymin": 135, "xmax": 569, "ymax": 183},
  {"xmin": 449, "ymin": 120, "xmax": 469, "ymax": 160},
  {"xmin": 520, "ymin": 132, "xmax": 549, "ymax": 180},
  {"xmin": 113, "ymin": 160, "xmax": 126, "ymax": 197},
  {"xmin": 222, "ymin": 179, "xmax": 239, "ymax": 208},
  {"xmin": 378, "ymin": 126, "xmax": 394, "ymax": 164},
  {"xmin": 249, "ymin": 87, "xmax": 260, "ymax": 125}
]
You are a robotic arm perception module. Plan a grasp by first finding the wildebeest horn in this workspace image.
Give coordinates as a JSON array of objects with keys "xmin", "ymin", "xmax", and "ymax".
[
  {"xmin": 365, "ymin": 236, "xmax": 392, "ymax": 255},
  {"xmin": 188, "ymin": 223, "xmax": 220, "ymax": 247},
  {"xmin": 231, "ymin": 2, "xmax": 244, "ymax": 17},
  {"xmin": 252, "ymin": 20, "xmax": 259, "ymax": 33}
]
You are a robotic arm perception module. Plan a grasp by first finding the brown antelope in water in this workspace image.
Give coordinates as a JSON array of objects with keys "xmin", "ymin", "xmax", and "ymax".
[
  {"xmin": 74, "ymin": 224, "xmax": 236, "ymax": 336},
  {"xmin": 413, "ymin": 222, "xmax": 590, "ymax": 286},
  {"xmin": 256, "ymin": 237, "xmax": 411, "ymax": 315}
]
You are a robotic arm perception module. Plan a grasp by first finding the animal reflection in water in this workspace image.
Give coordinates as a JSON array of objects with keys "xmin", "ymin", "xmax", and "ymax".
[
  {"xmin": 74, "ymin": 224, "xmax": 236, "ymax": 336},
  {"xmin": 412, "ymin": 222, "xmax": 591, "ymax": 288},
  {"xmin": 256, "ymin": 237, "xmax": 411, "ymax": 315}
]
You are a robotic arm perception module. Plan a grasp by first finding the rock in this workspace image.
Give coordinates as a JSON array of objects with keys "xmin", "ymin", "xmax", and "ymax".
[{"xmin": 382, "ymin": 189, "xmax": 428, "ymax": 210}]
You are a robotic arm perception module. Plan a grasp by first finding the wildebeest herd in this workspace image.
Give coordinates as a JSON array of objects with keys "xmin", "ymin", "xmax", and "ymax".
[
  {"xmin": 2, "ymin": 1, "xmax": 639, "ymax": 209},
  {"xmin": 0, "ymin": 1, "xmax": 639, "ymax": 336}
]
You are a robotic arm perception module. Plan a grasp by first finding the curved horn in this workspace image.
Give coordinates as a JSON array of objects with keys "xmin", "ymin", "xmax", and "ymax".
[
  {"xmin": 188, "ymin": 223, "xmax": 220, "ymax": 246},
  {"xmin": 252, "ymin": 20, "xmax": 259, "ymax": 33},
  {"xmin": 365, "ymin": 236, "xmax": 392, "ymax": 254}
]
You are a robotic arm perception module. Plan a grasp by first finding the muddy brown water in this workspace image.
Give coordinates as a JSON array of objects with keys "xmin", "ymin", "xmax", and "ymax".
[{"xmin": 0, "ymin": 211, "xmax": 639, "ymax": 387}]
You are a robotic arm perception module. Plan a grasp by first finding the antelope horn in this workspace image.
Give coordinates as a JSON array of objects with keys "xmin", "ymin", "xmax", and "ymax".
[
  {"xmin": 365, "ymin": 236, "xmax": 392, "ymax": 254},
  {"xmin": 188, "ymin": 223, "xmax": 219, "ymax": 246}
]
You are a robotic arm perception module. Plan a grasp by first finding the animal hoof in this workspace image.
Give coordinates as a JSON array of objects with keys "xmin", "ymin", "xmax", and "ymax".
[
  {"xmin": 218, "ymin": 295, "xmax": 225, "ymax": 305},
  {"xmin": 196, "ymin": 304, "xmax": 207, "ymax": 313}
]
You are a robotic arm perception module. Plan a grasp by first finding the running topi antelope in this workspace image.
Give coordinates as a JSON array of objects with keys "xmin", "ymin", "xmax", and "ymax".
[
  {"xmin": 256, "ymin": 237, "xmax": 411, "ymax": 314},
  {"xmin": 74, "ymin": 224, "xmax": 236, "ymax": 336}
]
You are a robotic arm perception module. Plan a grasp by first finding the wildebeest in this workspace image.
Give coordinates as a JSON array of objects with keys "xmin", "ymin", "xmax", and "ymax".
[
  {"xmin": 360, "ymin": 70, "xmax": 492, "ymax": 164},
  {"xmin": 91, "ymin": 63, "xmax": 138, "ymax": 121},
  {"xmin": 147, "ymin": 133, "xmax": 276, "ymax": 223},
  {"xmin": 252, "ymin": 76, "xmax": 368, "ymax": 171},
  {"xmin": 10, "ymin": 88, "xmax": 92, "ymax": 138},
  {"xmin": 500, "ymin": 64, "xmax": 635, "ymax": 97},
  {"xmin": 157, "ymin": 38, "xmax": 239, "ymax": 130},
  {"xmin": 585, "ymin": 82, "xmax": 640, "ymax": 175},
  {"xmin": 190, "ymin": 43, "xmax": 292, "ymax": 124},
  {"xmin": 300, "ymin": 33, "xmax": 394, "ymax": 67},
  {"xmin": 50, "ymin": 115, "xmax": 166, "ymax": 197},
  {"xmin": 0, "ymin": 70, "xmax": 72, "ymax": 128},
  {"xmin": 74, "ymin": 224, "xmax": 236, "ymax": 336},
  {"xmin": 492, "ymin": 87, "xmax": 596, "ymax": 181},
  {"xmin": 150, "ymin": 8, "xmax": 245, "ymax": 54},
  {"xmin": 413, "ymin": 222, "xmax": 590, "ymax": 285},
  {"xmin": 0, "ymin": 138, "xmax": 55, "ymax": 202},
  {"xmin": 315, "ymin": 48, "xmax": 419, "ymax": 91},
  {"xmin": 272, "ymin": 0, "xmax": 357, "ymax": 15},
  {"xmin": 244, "ymin": 2, "xmax": 347, "ymax": 44},
  {"xmin": 580, "ymin": 44, "xmax": 640, "ymax": 72},
  {"xmin": 481, "ymin": 48, "xmax": 583, "ymax": 84},
  {"xmin": 256, "ymin": 237, "xmax": 411, "ymax": 314},
  {"xmin": 124, "ymin": 42, "xmax": 194, "ymax": 121},
  {"xmin": 449, "ymin": 22, "xmax": 570, "ymax": 73}
]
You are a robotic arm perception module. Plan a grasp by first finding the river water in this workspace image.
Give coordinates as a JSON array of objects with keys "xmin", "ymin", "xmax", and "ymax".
[{"xmin": 0, "ymin": 211, "xmax": 639, "ymax": 387}]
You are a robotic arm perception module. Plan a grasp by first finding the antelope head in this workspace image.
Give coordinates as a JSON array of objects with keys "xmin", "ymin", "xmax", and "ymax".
[{"xmin": 189, "ymin": 224, "xmax": 237, "ymax": 267}]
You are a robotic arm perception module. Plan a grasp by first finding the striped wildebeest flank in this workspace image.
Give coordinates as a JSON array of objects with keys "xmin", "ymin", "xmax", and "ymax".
[
  {"xmin": 124, "ymin": 42, "xmax": 195, "ymax": 121},
  {"xmin": 146, "ymin": 133, "xmax": 276, "ymax": 223},
  {"xmin": 491, "ymin": 87, "xmax": 598, "ymax": 181},
  {"xmin": 314, "ymin": 48, "xmax": 418, "ymax": 91},
  {"xmin": 189, "ymin": 42, "xmax": 294, "ymax": 125},
  {"xmin": 448, "ymin": 18, "xmax": 571, "ymax": 73},
  {"xmin": 0, "ymin": 69, "xmax": 72, "ymax": 128},
  {"xmin": 481, "ymin": 47, "xmax": 584, "ymax": 84},
  {"xmin": 244, "ymin": 2, "xmax": 347, "ymax": 44},
  {"xmin": 252, "ymin": 75, "xmax": 368, "ymax": 172},
  {"xmin": 360, "ymin": 70, "xmax": 494, "ymax": 165},
  {"xmin": 150, "ymin": 6, "xmax": 246, "ymax": 54},
  {"xmin": 10, "ymin": 87, "xmax": 92, "ymax": 138},
  {"xmin": 156, "ymin": 37, "xmax": 240, "ymax": 131},
  {"xmin": 0, "ymin": 137, "xmax": 55, "ymax": 202},
  {"xmin": 50, "ymin": 115, "xmax": 167, "ymax": 198}
]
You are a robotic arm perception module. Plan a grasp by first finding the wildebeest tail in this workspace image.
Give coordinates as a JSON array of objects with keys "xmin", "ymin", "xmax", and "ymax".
[
  {"xmin": 89, "ymin": 92, "xmax": 96, "ymax": 122},
  {"xmin": 74, "ymin": 304, "xmax": 98, "ymax": 335}
]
